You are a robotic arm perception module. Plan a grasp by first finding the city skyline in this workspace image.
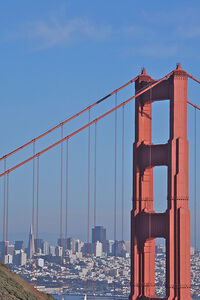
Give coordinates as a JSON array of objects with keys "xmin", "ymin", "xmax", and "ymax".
[
  {"xmin": 3, "ymin": 223, "xmax": 129, "ymax": 248},
  {"xmin": 0, "ymin": 1, "xmax": 199, "ymax": 250},
  {"xmin": 1, "ymin": 232, "xmax": 199, "ymax": 298},
  {"xmin": 0, "ymin": 2, "xmax": 199, "ymax": 299}
]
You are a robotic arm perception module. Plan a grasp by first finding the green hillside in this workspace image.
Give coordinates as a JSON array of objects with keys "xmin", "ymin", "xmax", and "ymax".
[{"xmin": 0, "ymin": 262, "xmax": 55, "ymax": 300}]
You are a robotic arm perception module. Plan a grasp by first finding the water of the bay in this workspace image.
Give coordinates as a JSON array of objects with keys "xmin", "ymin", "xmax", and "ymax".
[
  {"xmin": 52, "ymin": 296, "xmax": 199, "ymax": 300},
  {"xmin": 52, "ymin": 296, "xmax": 123, "ymax": 300}
]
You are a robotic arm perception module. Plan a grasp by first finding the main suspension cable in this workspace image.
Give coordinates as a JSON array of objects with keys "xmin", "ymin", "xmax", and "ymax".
[
  {"xmin": 187, "ymin": 100, "xmax": 200, "ymax": 111},
  {"xmin": 187, "ymin": 72, "xmax": 200, "ymax": 85},
  {"xmin": 0, "ymin": 77, "xmax": 138, "ymax": 162},
  {"xmin": 0, "ymin": 71, "xmax": 173, "ymax": 179},
  {"xmin": 0, "ymin": 70, "xmax": 198, "ymax": 165}
]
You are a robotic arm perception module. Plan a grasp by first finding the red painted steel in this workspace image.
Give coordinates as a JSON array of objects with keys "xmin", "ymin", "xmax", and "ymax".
[
  {"xmin": 0, "ymin": 63, "xmax": 198, "ymax": 298},
  {"xmin": 0, "ymin": 76, "xmax": 138, "ymax": 162},
  {"xmin": 187, "ymin": 72, "xmax": 200, "ymax": 85},
  {"xmin": 0, "ymin": 71, "xmax": 173, "ymax": 179},
  {"xmin": 130, "ymin": 64, "xmax": 192, "ymax": 300},
  {"xmin": 187, "ymin": 100, "xmax": 200, "ymax": 110}
]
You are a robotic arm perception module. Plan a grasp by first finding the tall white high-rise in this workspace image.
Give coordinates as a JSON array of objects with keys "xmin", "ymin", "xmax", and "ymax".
[
  {"xmin": 94, "ymin": 241, "xmax": 102, "ymax": 257},
  {"xmin": 27, "ymin": 224, "xmax": 35, "ymax": 259}
]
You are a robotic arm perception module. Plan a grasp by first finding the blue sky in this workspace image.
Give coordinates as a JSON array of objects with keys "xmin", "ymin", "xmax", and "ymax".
[{"xmin": 0, "ymin": 0, "xmax": 199, "ymax": 246}]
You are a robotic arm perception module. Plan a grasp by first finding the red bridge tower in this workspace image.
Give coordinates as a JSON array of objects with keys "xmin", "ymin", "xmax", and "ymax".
[{"xmin": 130, "ymin": 64, "xmax": 192, "ymax": 300}]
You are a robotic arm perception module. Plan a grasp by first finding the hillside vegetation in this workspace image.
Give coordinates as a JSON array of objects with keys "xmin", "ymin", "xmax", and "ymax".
[{"xmin": 0, "ymin": 263, "xmax": 55, "ymax": 300}]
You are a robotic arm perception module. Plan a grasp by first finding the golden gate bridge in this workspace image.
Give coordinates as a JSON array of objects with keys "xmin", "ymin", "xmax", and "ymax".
[{"xmin": 0, "ymin": 63, "xmax": 200, "ymax": 300}]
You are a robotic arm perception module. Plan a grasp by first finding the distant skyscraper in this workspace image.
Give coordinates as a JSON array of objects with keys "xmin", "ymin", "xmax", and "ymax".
[
  {"xmin": 94, "ymin": 241, "xmax": 103, "ymax": 257},
  {"xmin": 92, "ymin": 226, "xmax": 106, "ymax": 252},
  {"xmin": 49, "ymin": 245, "xmax": 55, "ymax": 256},
  {"xmin": 0, "ymin": 241, "xmax": 12, "ymax": 262},
  {"xmin": 66, "ymin": 238, "xmax": 79, "ymax": 253},
  {"xmin": 27, "ymin": 224, "xmax": 35, "ymax": 259},
  {"xmin": 106, "ymin": 240, "xmax": 114, "ymax": 256},
  {"xmin": 34, "ymin": 238, "xmax": 44, "ymax": 253},
  {"xmin": 43, "ymin": 241, "xmax": 49, "ymax": 255},
  {"xmin": 57, "ymin": 238, "xmax": 68, "ymax": 250},
  {"xmin": 112, "ymin": 240, "xmax": 126, "ymax": 257},
  {"xmin": 125, "ymin": 240, "xmax": 130, "ymax": 254},
  {"xmin": 82, "ymin": 242, "xmax": 92, "ymax": 256},
  {"xmin": 15, "ymin": 241, "xmax": 25, "ymax": 251},
  {"xmin": 14, "ymin": 250, "xmax": 27, "ymax": 266},
  {"xmin": 4, "ymin": 254, "xmax": 13, "ymax": 264},
  {"xmin": 55, "ymin": 246, "xmax": 63, "ymax": 257},
  {"xmin": 7, "ymin": 244, "xmax": 14, "ymax": 257}
]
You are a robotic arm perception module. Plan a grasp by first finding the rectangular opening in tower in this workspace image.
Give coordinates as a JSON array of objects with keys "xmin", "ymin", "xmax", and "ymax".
[
  {"xmin": 153, "ymin": 166, "xmax": 167, "ymax": 212},
  {"xmin": 155, "ymin": 238, "xmax": 166, "ymax": 298},
  {"xmin": 152, "ymin": 100, "xmax": 169, "ymax": 144}
]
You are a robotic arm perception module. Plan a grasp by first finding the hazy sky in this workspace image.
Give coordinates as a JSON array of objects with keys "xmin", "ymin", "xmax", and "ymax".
[{"xmin": 0, "ymin": 0, "xmax": 199, "ymax": 246}]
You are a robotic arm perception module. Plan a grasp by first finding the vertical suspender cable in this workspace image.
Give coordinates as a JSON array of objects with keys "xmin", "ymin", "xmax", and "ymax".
[
  {"xmin": 114, "ymin": 93, "xmax": 117, "ymax": 300},
  {"xmin": 3, "ymin": 160, "xmax": 6, "ymax": 261},
  {"xmin": 65, "ymin": 139, "xmax": 69, "ymax": 300},
  {"xmin": 36, "ymin": 156, "xmax": 40, "ymax": 288},
  {"xmin": 32, "ymin": 142, "xmax": 35, "ymax": 278},
  {"xmin": 148, "ymin": 78, "xmax": 152, "ymax": 299},
  {"xmin": 149, "ymin": 144, "xmax": 152, "ymax": 300},
  {"xmin": 60, "ymin": 126, "xmax": 63, "ymax": 247},
  {"xmin": 93, "ymin": 123, "xmax": 97, "ymax": 299},
  {"xmin": 130, "ymin": 82, "xmax": 135, "ymax": 298},
  {"xmin": 194, "ymin": 108, "xmax": 197, "ymax": 253},
  {"xmin": 87, "ymin": 109, "xmax": 91, "ymax": 296},
  {"xmin": 60, "ymin": 126, "xmax": 64, "ymax": 300},
  {"xmin": 121, "ymin": 105, "xmax": 125, "ymax": 298},
  {"xmin": 6, "ymin": 173, "xmax": 9, "ymax": 257},
  {"xmin": 32, "ymin": 142, "xmax": 35, "ymax": 240},
  {"xmin": 148, "ymin": 87, "xmax": 152, "ymax": 299},
  {"xmin": 122, "ymin": 106, "xmax": 125, "ymax": 244}
]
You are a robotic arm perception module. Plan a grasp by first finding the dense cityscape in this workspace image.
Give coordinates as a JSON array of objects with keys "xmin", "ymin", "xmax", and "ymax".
[{"xmin": 0, "ymin": 225, "xmax": 199, "ymax": 299}]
